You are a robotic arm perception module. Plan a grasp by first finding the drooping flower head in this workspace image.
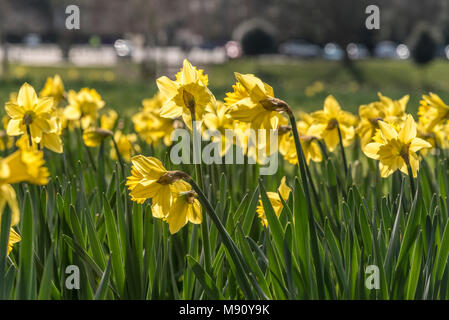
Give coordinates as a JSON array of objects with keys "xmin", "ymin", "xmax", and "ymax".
[
  {"xmin": 166, "ymin": 183, "xmax": 202, "ymax": 234},
  {"xmin": 227, "ymin": 73, "xmax": 286, "ymax": 132},
  {"xmin": 126, "ymin": 156, "xmax": 191, "ymax": 218}
]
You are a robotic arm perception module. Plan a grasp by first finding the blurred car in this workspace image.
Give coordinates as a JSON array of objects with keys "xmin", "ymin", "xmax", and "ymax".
[
  {"xmin": 323, "ymin": 43, "xmax": 344, "ymax": 60},
  {"xmin": 346, "ymin": 43, "xmax": 370, "ymax": 60},
  {"xmin": 436, "ymin": 45, "xmax": 449, "ymax": 59},
  {"xmin": 279, "ymin": 40, "xmax": 322, "ymax": 58},
  {"xmin": 374, "ymin": 41, "xmax": 398, "ymax": 59},
  {"xmin": 225, "ymin": 41, "xmax": 242, "ymax": 59},
  {"xmin": 23, "ymin": 33, "xmax": 42, "ymax": 46},
  {"xmin": 396, "ymin": 44, "xmax": 410, "ymax": 60},
  {"xmin": 114, "ymin": 39, "xmax": 133, "ymax": 58}
]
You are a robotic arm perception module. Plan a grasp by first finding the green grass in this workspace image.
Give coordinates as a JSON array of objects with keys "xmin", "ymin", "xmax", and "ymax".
[
  {"xmin": 1, "ymin": 59, "xmax": 449, "ymax": 299},
  {"xmin": 2, "ymin": 58, "xmax": 449, "ymax": 115}
]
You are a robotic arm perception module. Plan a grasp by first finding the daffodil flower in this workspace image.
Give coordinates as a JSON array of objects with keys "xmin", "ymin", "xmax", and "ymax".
[
  {"xmin": 363, "ymin": 115, "xmax": 432, "ymax": 178},
  {"xmin": 156, "ymin": 59, "xmax": 215, "ymax": 128},
  {"xmin": 227, "ymin": 73, "xmax": 285, "ymax": 132},
  {"xmin": 5, "ymin": 83, "xmax": 55, "ymax": 144},
  {"xmin": 280, "ymin": 113, "xmax": 322, "ymax": 165},
  {"xmin": 256, "ymin": 177, "xmax": 291, "ymax": 227},
  {"xmin": 126, "ymin": 156, "xmax": 191, "ymax": 218},
  {"xmin": 40, "ymin": 75, "xmax": 65, "ymax": 106},
  {"xmin": 132, "ymin": 93, "xmax": 176, "ymax": 146},
  {"xmin": 166, "ymin": 183, "xmax": 202, "ymax": 234},
  {"xmin": 110, "ymin": 131, "xmax": 140, "ymax": 162},
  {"xmin": 64, "ymin": 88, "xmax": 105, "ymax": 129},
  {"xmin": 308, "ymin": 95, "xmax": 357, "ymax": 152},
  {"xmin": 357, "ymin": 93, "xmax": 408, "ymax": 150}
]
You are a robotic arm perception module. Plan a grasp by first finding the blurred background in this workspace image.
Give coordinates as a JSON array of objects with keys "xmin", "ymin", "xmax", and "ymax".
[{"xmin": 0, "ymin": 0, "xmax": 449, "ymax": 114}]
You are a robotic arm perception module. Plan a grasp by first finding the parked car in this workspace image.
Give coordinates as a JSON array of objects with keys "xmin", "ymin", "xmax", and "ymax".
[
  {"xmin": 374, "ymin": 41, "xmax": 398, "ymax": 59},
  {"xmin": 23, "ymin": 33, "xmax": 42, "ymax": 46},
  {"xmin": 113, "ymin": 39, "xmax": 133, "ymax": 58},
  {"xmin": 323, "ymin": 43, "xmax": 344, "ymax": 60},
  {"xmin": 436, "ymin": 45, "xmax": 449, "ymax": 59},
  {"xmin": 279, "ymin": 40, "xmax": 322, "ymax": 58},
  {"xmin": 346, "ymin": 43, "xmax": 370, "ymax": 60},
  {"xmin": 396, "ymin": 44, "xmax": 410, "ymax": 59}
]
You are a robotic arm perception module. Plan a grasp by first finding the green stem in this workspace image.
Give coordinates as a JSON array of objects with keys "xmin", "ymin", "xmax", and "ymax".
[
  {"xmin": 26, "ymin": 125, "xmax": 32, "ymax": 147},
  {"xmin": 190, "ymin": 112, "xmax": 211, "ymax": 274},
  {"xmin": 287, "ymin": 110, "xmax": 326, "ymax": 299},
  {"xmin": 78, "ymin": 126, "xmax": 97, "ymax": 171},
  {"xmin": 112, "ymin": 136, "xmax": 126, "ymax": 178},
  {"xmin": 336, "ymin": 123, "xmax": 348, "ymax": 177},
  {"xmin": 407, "ymin": 163, "xmax": 416, "ymax": 197},
  {"xmin": 188, "ymin": 178, "xmax": 255, "ymax": 298},
  {"xmin": 190, "ymin": 113, "xmax": 203, "ymax": 189}
]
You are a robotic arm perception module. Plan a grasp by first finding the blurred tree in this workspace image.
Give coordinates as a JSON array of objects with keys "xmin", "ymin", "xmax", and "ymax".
[{"xmin": 408, "ymin": 22, "xmax": 442, "ymax": 88}]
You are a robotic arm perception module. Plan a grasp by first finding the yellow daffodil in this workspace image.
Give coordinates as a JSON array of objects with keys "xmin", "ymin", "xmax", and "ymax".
[
  {"xmin": 363, "ymin": 115, "xmax": 432, "ymax": 178},
  {"xmin": 64, "ymin": 88, "xmax": 105, "ymax": 129},
  {"xmin": 227, "ymin": 73, "xmax": 285, "ymax": 132},
  {"xmin": 418, "ymin": 93, "xmax": 449, "ymax": 138},
  {"xmin": 132, "ymin": 93, "xmax": 176, "ymax": 146},
  {"xmin": 82, "ymin": 110, "xmax": 117, "ymax": 147},
  {"xmin": 256, "ymin": 177, "xmax": 291, "ymax": 227},
  {"xmin": 224, "ymin": 81, "xmax": 249, "ymax": 107},
  {"xmin": 0, "ymin": 129, "xmax": 14, "ymax": 152},
  {"xmin": 166, "ymin": 182, "xmax": 202, "ymax": 234},
  {"xmin": 280, "ymin": 113, "xmax": 322, "ymax": 165},
  {"xmin": 126, "ymin": 156, "xmax": 191, "ymax": 218},
  {"xmin": 40, "ymin": 75, "xmax": 65, "ymax": 105},
  {"xmin": 6, "ymin": 228, "xmax": 21, "ymax": 256},
  {"xmin": 5, "ymin": 83, "xmax": 55, "ymax": 143},
  {"xmin": 110, "ymin": 131, "xmax": 140, "ymax": 162},
  {"xmin": 100, "ymin": 110, "xmax": 118, "ymax": 131},
  {"xmin": 203, "ymin": 101, "xmax": 234, "ymax": 156},
  {"xmin": 0, "ymin": 147, "xmax": 49, "ymax": 226},
  {"xmin": 305, "ymin": 81, "xmax": 324, "ymax": 97},
  {"xmin": 156, "ymin": 59, "xmax": 215, "ymax": 127},
  {"xmin": 82, "ymin": 127, "xmax": 113, "ymax": 147},
  {"xmin": 308, "ymin": 95, "xmax": 357, "ymax": 152},
  {"xmin": 357, "ymin": 93, "xmax": 408, "ymax": 150}
]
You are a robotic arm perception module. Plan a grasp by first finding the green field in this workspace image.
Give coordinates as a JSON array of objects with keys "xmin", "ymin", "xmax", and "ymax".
[{"xmin": 2, "ymin": 59, "xmax": 449, "ymax": 115}]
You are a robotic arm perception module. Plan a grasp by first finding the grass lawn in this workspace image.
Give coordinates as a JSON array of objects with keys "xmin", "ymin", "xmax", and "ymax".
[{"xmin": 1, "ymin": 58, "xmax": 449, "ymax": 115}]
